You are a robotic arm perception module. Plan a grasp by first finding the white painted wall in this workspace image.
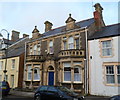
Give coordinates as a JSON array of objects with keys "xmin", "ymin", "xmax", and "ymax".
[{"xmin": 88, "ymin": 36, "xmax": 120, "ymax": 96}]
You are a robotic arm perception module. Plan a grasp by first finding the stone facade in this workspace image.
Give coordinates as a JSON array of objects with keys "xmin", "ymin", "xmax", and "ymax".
[{"xmin": 23, "ymin": 3, "xmax": 105, "ymax": 93}]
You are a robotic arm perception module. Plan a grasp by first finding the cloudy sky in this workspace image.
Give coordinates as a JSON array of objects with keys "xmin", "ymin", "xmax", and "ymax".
[{"xmin": 0, "ymin": 0, "xmax": 119, "ymax": 39}]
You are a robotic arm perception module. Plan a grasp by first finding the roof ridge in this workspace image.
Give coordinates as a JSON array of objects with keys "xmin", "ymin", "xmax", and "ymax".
[
  {"xmin": 104, "ymin": 23, "xmax": 120, "ymax": 28},
  {"xmin": 48, "ymin": 18, "xmax": 94, "ymax": 31}
]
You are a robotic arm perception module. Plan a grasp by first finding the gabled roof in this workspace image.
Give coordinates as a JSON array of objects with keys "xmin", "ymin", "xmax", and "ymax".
[
  {"xmin": 42, "ymin": 18, "xmax": 95, "ymax": 38},
  {"xmin": 2, "ymin": 37, "xmax": 29, "ymax": 58},
  {"xmin": 88, "ymin": 23, "xmax": 120, "ymax": 40}
]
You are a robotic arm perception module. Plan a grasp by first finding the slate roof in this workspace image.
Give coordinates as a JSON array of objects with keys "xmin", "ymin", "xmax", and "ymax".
[
  {"xmin": 3, "ymin": 38, "xmax": 14, "ymax": 45},
  {"xmin": 42, "ymin": 18, "xmax": 95, "ymax": 38},
  {"xmin": 2, "ymin": 37, "xmax": 29, "ymax": 58},
  {"xmin": 88, "ymin": 23, "xmax": 120, "ymax": 40},
  {"xmin": 7, "ymin": 45, "xmax": 25, "ymax": 58}
]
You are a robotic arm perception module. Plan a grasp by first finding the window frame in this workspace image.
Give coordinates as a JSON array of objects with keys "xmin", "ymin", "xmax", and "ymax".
[
  {"xmin": 11, "ymin": 59, "xmax": 15, "ymax": 69},
  {"xmin": 63, "ymin": 62, "xmax": 71, "ymax": 82},
  {"xmin": 99, "ymin": 38, "xmax": 113, "ymax": 58},
  {"xmin": 74, "ymin": 66, "xmax": 82, "ymax": 83},
  {"xmin": 103, "ymin": 62, "xmax": 120, "ymax": 86},
  {"xmin": 27, "ymin": 65, "xmax": 32, "ymax": 81},
  {"xmin": 48, "ymin": 40, "xmax": 54, "ymax": 54}
]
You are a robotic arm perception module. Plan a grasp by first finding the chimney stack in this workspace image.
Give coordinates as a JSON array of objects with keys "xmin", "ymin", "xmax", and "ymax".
[
  {"xmin": 93, "ymin": 3, "xmax": 105, "ymax": 30},
  {"xmin": 11, "ymin": 30, "xmax": 20, "ymax": 42},
  {"xmin": 23, "ymin": 34, "xmax": 29, "ymax": 38},
  {"xmin": 44, "ymin": 21, "xmax": 53, "ymax": 32}
]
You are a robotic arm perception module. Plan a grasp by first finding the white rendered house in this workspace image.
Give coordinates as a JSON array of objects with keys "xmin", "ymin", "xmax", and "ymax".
[{"xmin": 88, "ymin": 23, "xmax": 120, "ymax": 96}]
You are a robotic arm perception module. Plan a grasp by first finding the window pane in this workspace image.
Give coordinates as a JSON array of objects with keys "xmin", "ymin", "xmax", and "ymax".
[
  {"xmin": 118, "ymin": 75, "xmax": 120, "ymax": 84},
  {"xmin": 64, "ymin": 72, "xmax": 71, "ymax": 81},
  {"xmin": 106, "ymin": 66, "xmax": 114, "ymax": 74},
  {"xmin": 74, "ymin": 67, "xmax": 81, "ymax": 81},
  {"xmin": 117, "ymin": 65, "xmax": 120, "ymax": 74},
  {"xmin": 28, "ymin": 65, "xmax": 32, "ymax": 80},
  {"xmin": 106, "ymin": 75, "xmax": 115, "ymax": 84},
  {"xmin": 34, "ymin": 68, "xmax": 40, "ymax": 80},
  {"xmin": 75, "ymin": 39, "xmax": 79, "ymax": 49},
  {"xmin": 63, "ymin": 41, "xmax": 67, "ymax": 50},
  {"xmin": 39, "ymin": 86, "xmax": 48, "ymax": 91},
  {"xmin": 48, "ymin": 87, "xmax": 58, "ymax": 92}
]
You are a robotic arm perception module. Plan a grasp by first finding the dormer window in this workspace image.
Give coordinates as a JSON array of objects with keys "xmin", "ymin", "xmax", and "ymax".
[{"xmin": 65, "ymin": 14, "xmax": 76, "ymax": 30}]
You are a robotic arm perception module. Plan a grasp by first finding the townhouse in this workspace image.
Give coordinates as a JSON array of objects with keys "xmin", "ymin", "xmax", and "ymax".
[
  {"xmin": 0, "ymin": 32, "xmax": 29, "ymax": 88},
  {"xmin": 23, "ymin": 3, "xmax": 105, "ymax": 93},
  {"xmin": 88, "ymin": 23, "xmax": 120, "ymax": 96}
]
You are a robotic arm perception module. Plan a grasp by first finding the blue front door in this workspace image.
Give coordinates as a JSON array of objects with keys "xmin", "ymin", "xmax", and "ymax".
[{"xmin": 48, "ymin": 72, "xmax": 54, "ymax": 86}]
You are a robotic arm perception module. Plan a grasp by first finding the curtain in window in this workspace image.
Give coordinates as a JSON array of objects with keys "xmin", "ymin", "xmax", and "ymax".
[
  {"xmin": 34, "ymin": 68, "xmax": 40, "ymax": 80},
  {"xmin": 74, "ymin": 67, "xmax": 81, "ymax": 82}
]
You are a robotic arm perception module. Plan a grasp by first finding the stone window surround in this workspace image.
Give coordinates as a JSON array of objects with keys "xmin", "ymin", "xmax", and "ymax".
[
  {"xmin": 99, "ymin": 38, "xmax": 114, "ymax": 58},
  {"xmin": 103, "ymin": 62, "xmax": 120, "ymax": 86}
]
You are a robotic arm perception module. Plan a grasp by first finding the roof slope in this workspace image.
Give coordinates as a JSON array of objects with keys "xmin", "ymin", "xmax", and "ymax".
[
  {"xmin": 42, "ymin": 18, "xmax": 95, "ymax": 38},
  {"xmin": 88, "ymin": 23, "xmax": 120, "ymax": 40}
]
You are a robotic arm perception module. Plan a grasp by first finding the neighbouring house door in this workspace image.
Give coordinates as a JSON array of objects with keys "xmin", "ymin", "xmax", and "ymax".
[{"xmin": 48, "ymin": 72, "xmax": 54, "ymax": 86}]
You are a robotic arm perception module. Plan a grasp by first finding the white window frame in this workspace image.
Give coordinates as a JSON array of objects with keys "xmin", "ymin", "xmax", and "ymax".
[
  {"xmin": 33, "ymin": 65, "xmax": 40, "ymax": 81},
  {"xmin": 105, "ymin": 65, "xmax": 115, "ymax": 84},
  {"xmin": 74, "ymin": 66, "xmax": 82, "ymax": 83},
  {"xmin": 101, "ymin": 40, "xmax": 112, "ymax": 57},
  {"xmin": 63, "ymin": 62, "xmax": 71, "ymax": 82}
]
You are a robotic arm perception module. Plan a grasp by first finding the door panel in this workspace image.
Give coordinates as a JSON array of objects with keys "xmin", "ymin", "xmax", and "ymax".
[{"xmin": 48, "ymin": 72, "xmax": 54, "ymax": 86}]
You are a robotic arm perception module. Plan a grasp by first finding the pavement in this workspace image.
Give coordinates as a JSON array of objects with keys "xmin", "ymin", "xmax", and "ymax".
[
  {"xmin": 9, "ymin": 89, "xmax": 110, "ymax": 100},
  {"xmin": 10, "ymin": 89, "xmax": 34, "ymax": 98}
]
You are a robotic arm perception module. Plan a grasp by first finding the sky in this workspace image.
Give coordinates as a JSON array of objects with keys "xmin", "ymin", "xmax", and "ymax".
[{"xmin": 0, "ymin": 1, "xmax": 119, "ymax": 39}]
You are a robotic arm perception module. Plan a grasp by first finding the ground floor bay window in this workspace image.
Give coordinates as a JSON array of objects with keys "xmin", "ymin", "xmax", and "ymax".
[{"xmin": 63, "ymin": 62, "xmax": 82, "ymax": 83}]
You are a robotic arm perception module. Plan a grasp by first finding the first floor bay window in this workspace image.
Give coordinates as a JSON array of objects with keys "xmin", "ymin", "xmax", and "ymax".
[
  {"xmin": 74, "ymin": 66, "xmax": 82, "ymax": 82},
  {"xmin": 63, "ymin": 62, "xmax": 71, "ymax": 81},
  {"xmin": 27, "ymin": 65, "xmax": 32, "ymax": 80}
]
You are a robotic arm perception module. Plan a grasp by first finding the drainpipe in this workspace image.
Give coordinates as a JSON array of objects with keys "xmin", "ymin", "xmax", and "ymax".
[{"xmin": 84, "ymin": 26, "xmax": 89, "ymax": 94}]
